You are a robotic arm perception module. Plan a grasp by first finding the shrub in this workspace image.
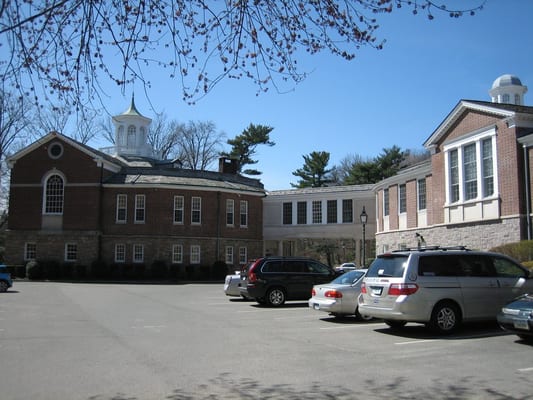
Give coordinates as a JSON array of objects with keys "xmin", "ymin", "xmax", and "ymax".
[
  {"xmin": 490, "ymin": 240, "xmax": 533, "ymax": 264},
  {"xmin": 150, "ymin": 260, "xmax": 167, "ymax": 279},
  {"xmin": 41, "ymin": 260, "xmax": 62, "ymax": 279},
  {"xmin": 91, "ymin": 259, "xmax": 109, "ymax": 279},
  {"xmin": 212, "ymin": 261, "xmax": 228, "ymax": 280},
  {"xmin": 26, "ymin": 260, "xmax": 42, "ymax": 280}
]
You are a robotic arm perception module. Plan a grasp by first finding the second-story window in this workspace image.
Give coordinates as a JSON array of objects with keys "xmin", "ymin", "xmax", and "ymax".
[
  {"xmin": 383, "ymin": 189, "xmax": 390, "ymax": 216},
  {"xmin": 417, "ymin": 179, "xmax": 427, "ymax": 211},
  {"xmin": 240, "ymin": 200, "xmax": 248, "ymax": 227},
  {"xmin": 44, "ymin": 174, "xmax": 64, "ymax": 214},
  {"xmin": 191, "ymin": 197, "xmax": 201, "ymax": 224},
  {"xmin": 226, "ymin": 199, "xmax": 234, "ymax": 226},
  {"xmin": 135, "ymin": 194, "xmax": 145, "ymax": 223},
  {"xmin": 342, "ymin": 199, "xmax": 353, "ymax": 223},
  {"xmin": 327, "ymin": 200, "xmax": 337, "ymax": 223},
  {"xmin": 297, "ymin": 201, "xmax": 307, "ymax": 224},
  {"xmin": 282, "ymin": 202, "xmax": 292, "ymax": 225},
  {"xmin": 312, "ymin": 200, "xmax": 322, "ymax": 224},
  {"xmin": 116, "ymin": 194, "xmax": 127, "ymax": 223},
  {"xmin": 399, "ymin": 184, "xmax": 406, "ymax": 214},
  {"xmin": 174, "ymin": 196, "xmax": 184, "ymax": 224}
]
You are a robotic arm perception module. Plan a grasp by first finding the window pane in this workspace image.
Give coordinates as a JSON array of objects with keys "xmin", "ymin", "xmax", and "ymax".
[
  {"xmin": 115, "ymin": 244, "xmax": 126, "ymax": 262},
  {"xmin": 191, "ymin": 245, "xmax": 201, "ymax": 264},
  {"xmin": 225, "ymin": 246, "xmax": 234, "ymax": 264},
  {"xmin": 240, "ymin": 200, "xmax": 248, "ymax": 227},
  {"xmin": 133, "ymin": 244, "xmax": 144, "ymax": 263},
  {"xmin": 45, "ymin": 175, "xmax": 64, "ymax": 214},
  {"xmin": 297, "ymin": 201, "xmax": 307, "ymax": 224},
  {"xmin": 282, "ymin": 202, "xmax": 292, "ymax": 225},
  {"xmin": 342, "ymin": 199, "xmax": 353, "ymax": 223},
  {"xmin": 417, "ymin": 179, "xmax": 426, "ymax": 210},
  {"xmin": 226, "ymin": 199, "xmax": 234, "ymax": 226},
  {"xmin": 192, "ymin": 197, "xmax": 201, "ymax": 224},
  {"xmin": 116, "ymin": 194, "xmax": 127, "ymax": 222},
  {"xmin": 383, "ymin": 189, "xmax": 389, "ymax": 216},
  {"xmin": 482, "ymin": 138, "xmax": 494, "ymax": 197},
  {"xmin": 399, "ymin": 184, "xmax": 406, "ymax": 214},
  {"xmin": 135, "ymin": 194, "xmax": 145, "ymax": 223},
  {"xmin": 65, "ymin": 243, "xmax": 77, "ymax": 261},
  {"xmin": 25, "ymin": 243, "xmax": 36, "ymax": 260},
  {"xmin": 239, "ymin": 247, "xmax": 247, "ymax": 265},
  {"xmin": 174, "ymin": 196, "xmax": 184, "ymax": 224},
  {"xmin": 172, "ymin": 244, "xmax": 183, "ymax": 264},
  {"xmin": 327, "ymin": 200, "xmax": 337, "ymax": 223},
  {"xmin": 463, "ymin": 143, "xmax": 477, "ymax": 200},
  {"xmin": 312, "ymin": 201, "xmax": 322, "ymax": 224},
  {"xmin": 449, "ymin": 150, "xmax": 459, "ymax": 203}
]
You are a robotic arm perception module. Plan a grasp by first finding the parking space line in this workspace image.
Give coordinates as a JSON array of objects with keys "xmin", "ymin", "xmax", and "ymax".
[
  {"xmin": 395, "ymin": 340, "xmax": 439, "ymax": 345},
  {"xmin": 517, "ymin": 367, "xmax": 533, "ymax": 373},
  {"xmin": 319, "ymin": 324, "xmax": 373, "ymax": 330}
]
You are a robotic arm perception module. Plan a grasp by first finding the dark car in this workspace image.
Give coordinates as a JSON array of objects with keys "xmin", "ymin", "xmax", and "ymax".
[
  {"xmin": 0, "ymin": 264, "xmax": 13, "ymax": 292},
  {"xmin": 497, "ymin": 294, "xmax": 533, "ymax": 342},
  {"xmin": 240, "ymin": 256, "xmax": 338, "ymax": 307}
]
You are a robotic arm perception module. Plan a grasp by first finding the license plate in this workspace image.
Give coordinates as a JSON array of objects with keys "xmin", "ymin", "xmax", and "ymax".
[
  {"xmin": 514, "ymin": 320, "xmax": 530, "ymax": 330},
  {"xmin": 371, "ymin": 287, "xmax": 383, "ymax": 296},
  {"xmin": 313, "ymin": 303, "xmax": 320, "ymax": 310}
]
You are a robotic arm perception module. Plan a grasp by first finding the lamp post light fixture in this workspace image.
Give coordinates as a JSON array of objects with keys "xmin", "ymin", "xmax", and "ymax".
[{"xmin": 360, "ymin": 206, "xmax": 368, "ymax": 267}]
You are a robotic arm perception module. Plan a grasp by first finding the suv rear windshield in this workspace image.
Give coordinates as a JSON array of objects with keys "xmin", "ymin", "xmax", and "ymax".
[{"xmin": 366, "ymin": 254, "xmax": 408, "ymax": 278}]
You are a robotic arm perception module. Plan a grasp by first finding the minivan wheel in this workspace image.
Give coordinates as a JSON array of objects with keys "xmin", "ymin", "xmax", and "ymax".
[
  {"xmin": 384, "ymin": 320, "xmax": 407, "ymax": 329},
  {"xmin": 266, "ymin": 287, "xmax": 286, "ymax": 307},
  {"xmin": 428, "ymin": 301, "xmax": 461, "ymax": 334}
]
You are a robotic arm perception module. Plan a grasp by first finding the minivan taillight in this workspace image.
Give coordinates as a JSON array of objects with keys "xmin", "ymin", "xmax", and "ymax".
[{"xmin": 388, "ymin": 283, "xmax": 418, "ymax": 296}]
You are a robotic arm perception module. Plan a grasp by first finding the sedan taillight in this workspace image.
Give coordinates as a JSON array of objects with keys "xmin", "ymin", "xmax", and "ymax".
[
  {"xmin": 361, "ymin": 282, "xmax": 367, "ymax": 294},
  {"xmin": 324, "ymin": 290, "xmax": 343, "ymax": 298}
]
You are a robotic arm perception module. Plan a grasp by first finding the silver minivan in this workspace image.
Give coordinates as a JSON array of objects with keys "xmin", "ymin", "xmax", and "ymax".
[{"xmin": 358, "ymin": 247, "xmax": 533, "ymax": 334}]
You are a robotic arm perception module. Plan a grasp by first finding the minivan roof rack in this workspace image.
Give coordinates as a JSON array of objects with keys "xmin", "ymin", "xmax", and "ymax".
[{"xmin": 392, "ymin": 245, "xmax": 470, "ymax": 252}]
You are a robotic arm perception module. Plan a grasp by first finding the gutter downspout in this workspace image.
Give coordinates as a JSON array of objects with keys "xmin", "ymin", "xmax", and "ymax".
[{"xmin": 523, "ymin": 144, "xmax": 532, "ymax": 240}]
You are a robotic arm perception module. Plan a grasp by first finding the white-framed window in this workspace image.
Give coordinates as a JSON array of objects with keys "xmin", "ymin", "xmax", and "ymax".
[
  {"xmin": 312, "ymin": 200, "xmax": 322, "ymax": 224},
  {"xmin": 172, "ymin": 244, "xmax": 183, "ymax": 264},
  {"xmin": 173, "ymin": 196, "xmax": 184, "ymax": 224},
  {"xmin": 24, "ymin": 242, "xmax": 36, "ymax": 261},
  {"xmin": 240, "ymin": 200, "xmax": 248, "ymax": 227},
  {"xmin": 226, "ymin": 199, "xmax": 234, "ymax": 226},
  {"xmin": 65, "ymin": 243, "xmax": 77, "ymax": 262},
  {"xmin": 190, "ymin": 245, "xmax": 201, "ymax": 264},
  {"xmin": 398, "ymin": 184, "xmax": 406, "ymax": 214},
  {"xmin": 225, "ymin": 246, "xmax": 234, "ymax": 264},
  {"xmin": 115, "ymin": 244, "xmax": 126, "ymax": 263},
  {"xmin": 135, "ymin": 194, "xmax": 145, "ymax": 223},
  {"xmin": 133, "ymin": 244, "xmax": 144, "ymax": 263},
  {"xmin": 239, "ymin": 247, "xmax": 247, "ymax": 265},
  {"xmin": 116, "ymin": 194, "xmax": 127, "ymax": 223},
  {"xmin": 383, "ymin": 189, "xmax": 389, "ymax": 216},
  {"xmin": 342, "ymin": 199, "xmax": 353, "ymax": 223},
  {"xmin": 444, "ymin": 128, "xmax": 497, "ymax": 205},
  {"xmin": 282, "ymin": 202, "xmax": 292, "ymax": 225},
  {"xmin": 417, "ymin": 178, "xmax": 427, "ymax": 211},
  {"xmin": 44, "ymin": 174, "xmax": 64, "ymax": 214},
  {"xmin": 297, "ymin": 201, "xmax": 307, "ymax": 224},
  {"xmin": 191, "ymin": 196, "xmax": 201, "ymax": 224},
  {"xmin": 327, "ymin": 200, "xmax": 337, "ymax": 223}
]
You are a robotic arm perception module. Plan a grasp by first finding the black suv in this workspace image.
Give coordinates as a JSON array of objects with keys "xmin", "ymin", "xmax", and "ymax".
[{"xmin": 240, "ymin": 256, "xmax": 338, "ymax": 306}]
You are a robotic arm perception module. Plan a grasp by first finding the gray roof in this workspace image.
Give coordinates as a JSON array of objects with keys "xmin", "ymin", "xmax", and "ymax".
[{"xmin": 268, "ymin": 184, "xmax": 374, "ymax": 196}]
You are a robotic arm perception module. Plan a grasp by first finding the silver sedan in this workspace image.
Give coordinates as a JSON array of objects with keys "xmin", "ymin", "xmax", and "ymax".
[{"xmin": 309, "ymin": 269, "xmax": 372, "ymax": 320}]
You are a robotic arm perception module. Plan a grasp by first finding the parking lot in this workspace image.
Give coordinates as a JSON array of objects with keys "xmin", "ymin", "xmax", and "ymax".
[{"xmin": 1, "ymin": 281, "xmax": 532, "ymax": 400}]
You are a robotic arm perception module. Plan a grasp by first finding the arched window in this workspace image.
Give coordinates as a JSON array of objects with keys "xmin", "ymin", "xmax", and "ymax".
[
  {"xmin": 118, "ymin": 126, "xmax": 125, "ymax": 145},
  {"xmin": 44, "ymin": 174, "xmax": 64, "ymax": 214},
  {"xmin": 127, "ymin": 125, "xmax": 136, "ymax": 148}
]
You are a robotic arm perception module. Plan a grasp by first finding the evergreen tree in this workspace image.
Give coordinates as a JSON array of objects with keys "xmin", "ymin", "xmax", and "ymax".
[{"xmin": 291, "ymin": 151, "xmax": 333, "ymax": 188}]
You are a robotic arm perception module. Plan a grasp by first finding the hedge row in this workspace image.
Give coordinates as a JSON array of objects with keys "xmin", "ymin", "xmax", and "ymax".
[{"xmin": 15, "ymin": 259, "xmax": 229, "ymax": 281}]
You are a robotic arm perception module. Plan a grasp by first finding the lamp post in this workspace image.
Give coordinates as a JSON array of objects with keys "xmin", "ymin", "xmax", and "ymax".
[{"xmin": 360, "ymin": 206, "xmax": 368, "ymax": 267}]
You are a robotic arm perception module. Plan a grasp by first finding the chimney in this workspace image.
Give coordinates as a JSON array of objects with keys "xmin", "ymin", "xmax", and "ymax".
[{"xmin": 219, "ymin": 157, "xmax": 239, "ymax": 174}]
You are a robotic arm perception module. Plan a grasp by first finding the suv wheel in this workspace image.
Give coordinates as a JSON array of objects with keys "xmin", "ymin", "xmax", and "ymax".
[
  {"xmin": 0, "ymin": 281, "xmax": 8, "ymax": 292},
  {"xmin": 428, "ymin": 301, "xmax": 461, "ymax": 334},
  {"xmin": 266, "ymin": 287, "xmax": 286, "ymax": 307}
]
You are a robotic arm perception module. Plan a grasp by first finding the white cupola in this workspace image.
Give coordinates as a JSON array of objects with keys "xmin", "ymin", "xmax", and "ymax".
[
  {"xmin": 489, "ymin": 74, "xmax": 528, "ymax": 105},
  {"xmin": 111, "ymin": 95, "xmax": 155, "ymax": 157}
]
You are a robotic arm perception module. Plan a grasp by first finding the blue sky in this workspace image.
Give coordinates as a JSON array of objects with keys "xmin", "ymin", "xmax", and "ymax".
[{"xmin": 96, "ymin": 1, "xmax": 533, "ymax": 191}]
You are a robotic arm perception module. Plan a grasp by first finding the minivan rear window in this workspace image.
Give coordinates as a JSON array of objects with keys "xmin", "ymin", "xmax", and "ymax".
[{"xmin": 366, "ymin": 255, "xmax": 408, "ymax": 278}]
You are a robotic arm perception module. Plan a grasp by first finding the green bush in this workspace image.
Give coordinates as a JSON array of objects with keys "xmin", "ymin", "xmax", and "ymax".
[
  {"xmin": 26, "ymin": 260, "xmax": 42, "ymax": 280},
  {"xmin": 490, "ymin": 240, "xmax": 533, "ymax": 264},
  {"xmin": 150, "ymin": 260, "xmax": 167, "ymax": 279},
  {"xmin": 212, "ymin": 261, "xmax": 228, "ymax": 280}
]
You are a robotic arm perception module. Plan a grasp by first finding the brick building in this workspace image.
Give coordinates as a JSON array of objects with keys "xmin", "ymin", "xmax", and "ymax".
[
  {"xmin": 4, "ymin": 99, "xmax": 265, "ymax": 274},
  {"xmin": 375, "ymin": 75, "xmax": 533, "ymax": 252}
]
